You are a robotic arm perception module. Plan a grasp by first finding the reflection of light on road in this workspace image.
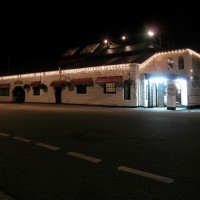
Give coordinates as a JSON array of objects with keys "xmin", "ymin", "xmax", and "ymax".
[{"xmin": 118, "ymin": 166, "xmax": 174, "ymax": 184}]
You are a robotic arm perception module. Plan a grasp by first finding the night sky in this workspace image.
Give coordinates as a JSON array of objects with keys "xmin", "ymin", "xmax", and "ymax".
[{"xmin": 1, "ymin": 1, "xmax": 200, "ymax": 74}]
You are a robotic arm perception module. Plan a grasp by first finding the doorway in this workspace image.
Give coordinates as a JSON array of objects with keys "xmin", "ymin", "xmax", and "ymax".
[
  {"xmin": 124, "ymin": 80, "xmax": 131, "ymax": 100},
  {"xmin": 175, "ymin": 82, "xmax": 181, "ymax": 105},
  {"xmin": 55, "ymin": 87, "xmax": 62, "ymax": 104},
  {"xmin": 13, "ymin": 86, "xmax": 25, "ymax": 103}
]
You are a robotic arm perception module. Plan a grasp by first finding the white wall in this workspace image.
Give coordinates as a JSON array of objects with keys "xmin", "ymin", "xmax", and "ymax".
[{"xmin": 0, "ymin": 64, "xmax": 139, "ymax": 107}]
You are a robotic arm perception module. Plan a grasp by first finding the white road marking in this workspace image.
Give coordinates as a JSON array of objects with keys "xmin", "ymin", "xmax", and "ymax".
[
  {"xmin": 0, "ymin": 132, "xmax": 10, "ymax": 137},
  {"xmin": 67, "ymin": 152, "xmax": 102, "ymax": 163},
  {"xmin": 36, "ymin": 143, "xmax": 61, "ymax": 151},
  {"xmin": 118, "ymin": 166, "xmax": 174, "ymax": 184},
  {"xmin": 12, "ymin": 136, "xmax": 32, "ymax": 143}
]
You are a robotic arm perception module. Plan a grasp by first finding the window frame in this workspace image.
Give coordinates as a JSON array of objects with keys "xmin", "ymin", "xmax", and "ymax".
[
  {"xmin": 167, "ymin": 57, "xmax": 173, "ymax": 70},
  {"xmin": 0, "ymin": 88, "xmax": 10, "ymax": 96},
  {"xmin": 104, "ymin": 83, "xmax": 116, "ymax": 94},
  {"xmin": 33, "ymin": 87, "xmax": 40, "ymax": 95},
  {"xmin": 178, "ymin": 56, "xmax": 184, "ymax": 70},
  {"xmin": 76, "ymin": 84, "xmax": 87, "ymax": 94}
]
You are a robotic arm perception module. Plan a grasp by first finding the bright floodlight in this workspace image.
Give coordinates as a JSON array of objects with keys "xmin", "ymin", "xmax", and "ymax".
[
  {"xmin": 104, "ymin": 39, "xmax": 108, "ymax": 44},
  {"xmin": 122, "ymin": 36, "xmax": 126, "ymax": 40},
  {"xmin": 148, "ymin": 31, "xmax": 154, "ymax": 37}
]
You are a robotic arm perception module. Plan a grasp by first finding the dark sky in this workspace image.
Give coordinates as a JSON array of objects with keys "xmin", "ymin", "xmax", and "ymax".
[{"xmin": 1, "ymin": 1, "xmax": 200, "ymax": 73}]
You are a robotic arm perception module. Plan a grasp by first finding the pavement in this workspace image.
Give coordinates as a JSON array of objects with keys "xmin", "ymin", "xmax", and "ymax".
[
  {"xmin": 132, "ymin": 107, "xmax": 200, "ymax": 112},
  {"xmin": 0, "ymin": 191, "xmax": 15, "ymax": 200},
  {"xmin": 0, "ymin": 103, "xmax": 199, "ymax": 200},
  {"xmin": 1, "ymin": 102, "xmax": 200, "ymax": 113}
]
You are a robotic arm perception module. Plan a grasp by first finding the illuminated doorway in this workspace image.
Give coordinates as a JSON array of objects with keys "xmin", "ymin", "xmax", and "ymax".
[
  {"xmin": 175, "ymin": 82, "xmax": 181, "ymax": 105},
  {"xmin": 145, "ymin": 75, "xmax": 188, "ymax": 108}
]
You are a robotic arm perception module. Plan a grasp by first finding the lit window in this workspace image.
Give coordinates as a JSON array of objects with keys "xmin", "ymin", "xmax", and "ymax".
[
  {"xmin": 167, "ymin": 57, "xmax": 173, "ymax": 70},
  {"xmin": 104, "ymin": 83, "xmax": 116, "ymax": 93}
]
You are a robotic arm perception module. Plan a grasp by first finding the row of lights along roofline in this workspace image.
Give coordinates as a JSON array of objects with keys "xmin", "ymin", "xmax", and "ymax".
[
  {"xmin": 0, "ymin": 64, "xmax": 133, "ymax": 80},
  {"xmin": 1, "ymin": 49, "xmax": 200, "ymax": 81},
  {"xmin": 140, "ymin": 48, "xmax": 200, "ymax": 68}
]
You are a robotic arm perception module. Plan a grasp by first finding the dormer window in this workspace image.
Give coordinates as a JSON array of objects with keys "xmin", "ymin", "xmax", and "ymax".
[
  {"xmin": 167, "ymin": 57, "xmax": 173, "ymax": 70},
  {"xmin": 178, "ymin": 56, "xmax": 184, "ymax": 69}
]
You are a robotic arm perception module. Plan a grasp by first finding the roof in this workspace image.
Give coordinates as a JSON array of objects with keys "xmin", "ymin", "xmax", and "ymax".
[
  {"xmin": 57, "ymin": 42, "xmax": 158, "ymax": 69},
  {"xmin": 2, "ymin": 42, "xmax": 159, "ymax": 75}
]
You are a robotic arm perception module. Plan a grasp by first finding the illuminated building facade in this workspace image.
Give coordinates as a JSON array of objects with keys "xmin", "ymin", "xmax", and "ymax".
[{"xmin": 0, "ymin": 43, "xmax": 200, "ymax": 109}]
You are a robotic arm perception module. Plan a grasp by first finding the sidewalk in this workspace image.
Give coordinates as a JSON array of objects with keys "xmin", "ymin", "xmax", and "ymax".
[{"xmin": 133, "ymin": 107, "xmax": 200, "ymax": 112}]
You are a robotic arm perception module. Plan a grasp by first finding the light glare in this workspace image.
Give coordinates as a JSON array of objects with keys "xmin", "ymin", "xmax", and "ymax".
[
  {"xmin": 122, "ymin": 36, "xmax": 126, "ymax": 40},
  {"xmin": 148, "ymin": 31, "xmax": 154, "ymax": 37}
]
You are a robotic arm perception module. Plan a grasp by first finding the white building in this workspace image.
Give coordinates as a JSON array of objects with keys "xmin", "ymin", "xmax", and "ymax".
[{"xmin": 0, "ymin": 43, "xmax": 200, "ymax": 109}]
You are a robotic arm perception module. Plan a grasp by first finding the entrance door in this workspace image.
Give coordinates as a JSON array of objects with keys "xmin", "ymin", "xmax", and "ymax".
[
  {"xmin": 157, "ymin": 82, "xmax": 165, "ymax": 107},
  {"xmin": 13, "ymin": 86, "xmax": 25, "ymax": 103},
  {"xmin": 55, "ymin": 87, "xmax": 61, "ymax": 104},
  {"xmin": 175, "ymin": 82, "xmax": 181, "ymax": 105}
]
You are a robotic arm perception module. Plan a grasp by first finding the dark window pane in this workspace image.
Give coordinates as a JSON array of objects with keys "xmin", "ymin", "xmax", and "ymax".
[{"xmin": 77, "ymin": 84, "xmax": 86, "ymax": 94}]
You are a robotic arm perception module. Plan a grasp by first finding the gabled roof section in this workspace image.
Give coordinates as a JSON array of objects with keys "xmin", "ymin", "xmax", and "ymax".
[{"xmin": 140, "ymin": 48, "xmax": 200, "ymax": 69}]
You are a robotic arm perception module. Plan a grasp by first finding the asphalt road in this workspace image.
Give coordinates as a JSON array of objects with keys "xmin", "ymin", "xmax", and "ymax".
[{"xmin": 0, "ymin": 103, "xmax": 200, "ymax": 200}]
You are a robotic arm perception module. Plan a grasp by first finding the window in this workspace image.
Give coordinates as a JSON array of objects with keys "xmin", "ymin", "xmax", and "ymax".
[
  {"xmin": 167, "ymin": 57, "xmax": 173, "ymax": 70},
  {"xmin": 124, "ymin": 80, "xmax": 131, "ymax": 100},
  {"xmin": 62, "ymin": 47, "xmax": 80, "ymax": 57},
  {"xmin": 77, "ymin": 84, "xmax": 86, "ymax": 94},
  {"xmin": 104, "ymin": 83, "xmax": 116, "ymax": 93},
  {"xmin": 80, "ymin": 43, "xmax": 100, "ymax": 54},
  {"xmin": 178, "ymin": 56, "xmax": 184, "ymax": 69},
  {"xmin": 0, "ymin": 88, "xmax": 10, "ymax": 96},
  {"xmin": 33, "ymin": 87, "xmax": 40, "ymax": 95}
]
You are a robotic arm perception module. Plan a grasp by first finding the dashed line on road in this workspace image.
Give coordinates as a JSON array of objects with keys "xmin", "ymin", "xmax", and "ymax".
[
  {"xmin": 67, "ymin": 151, "xmax": 102, "ymax": 163},
  {"xmin": 118, "ymin": 166, "xmax": 174, "ymax": 184},
  {"xmin": 12, "ymin": 136, "xmax": 32, "ymax": 143},
  {"xmin": 0, "ymin": 132, "xmax": 10, "ymax": 137},
  {"xmin": 0, "ymin": 131, "xmax": 175, "ymax": 184},
  {"xmin": 36, "ymin": 143, "xmax": 61, "ymax": 151}
]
